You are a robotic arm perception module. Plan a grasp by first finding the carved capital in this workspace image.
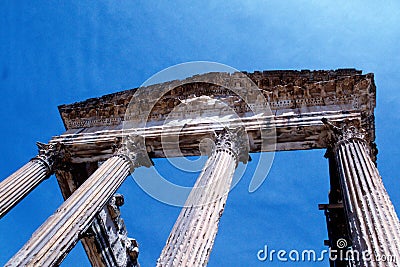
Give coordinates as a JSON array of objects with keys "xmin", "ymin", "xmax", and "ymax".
[
  {"xmin": 322, "ymin": 118, "xmax": 378, "ymax": 165},
  {"xmin": 114, "ymin": 135, "xmax": 153, "ymax": 172},
  {"xmin": 32, "ymin": 142, "xmax": 70, "ymax": 173},
  {"xmin": 322, "ymin": 118, "xmax": 369, "ymax": 147},
  {"xmin": 214, "ymin": 127, "xmax": 250, "ymax": 164}
]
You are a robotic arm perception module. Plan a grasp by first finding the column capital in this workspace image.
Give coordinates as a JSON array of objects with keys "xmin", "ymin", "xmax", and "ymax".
[
  {"xmin": 33, "ymin": 142, "xmax": 70, "ymax": 173},
  {"xmin": 214, "ymin": 127, "xmax": 250, "ymax": 164},
  {"xmin": 113, "ymin": 135, "xmax": 153, "ymax": 172},
  {"xmin": 322, "ymin": 118, "xmax": 368, "ymax": 144},
  {"xmin": 322, "ymin": 118, "xmax": 378, "ymax": 163}
]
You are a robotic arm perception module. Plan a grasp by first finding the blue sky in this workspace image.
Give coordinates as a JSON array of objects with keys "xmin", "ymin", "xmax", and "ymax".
[{"xmin": 1, "ymin": 1, "xmax": 400, "ymax": 266}]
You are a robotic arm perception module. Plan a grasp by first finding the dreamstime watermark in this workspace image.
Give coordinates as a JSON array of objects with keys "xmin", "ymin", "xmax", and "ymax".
[
  {"xmin": 257, "ymin": 239, "xmax": 397, "ymax": 263},
  {"xmin": 123, "ymin": 61, "xmax": 277, "ymax": 206}
]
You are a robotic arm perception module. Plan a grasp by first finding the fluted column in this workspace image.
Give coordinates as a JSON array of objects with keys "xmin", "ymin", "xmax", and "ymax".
[
  {"xmin": 323, "ymin": 119, "xmax": 400, "ymax": 267},
  {"xmin": 0, "ymin": 142, "xmax": 65, "ymax": 219},
  {"xmin": 6, "ymin": 135, "xmax": 151, "ymax": 267},
  {"xmin": 157, "ymin": 127, "xmax": 249, "ymax": 267}
]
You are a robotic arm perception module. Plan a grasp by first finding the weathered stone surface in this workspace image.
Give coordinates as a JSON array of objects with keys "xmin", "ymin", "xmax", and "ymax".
[
  {"xmin": 6, "ymin": 156, "xmax": 131, "ymax": 266},
  {"xmin": 0, "ymin": 69, "xmax": 385, "ymax": 267},
  {"xmin": 55, "ymin": 163, "xmax": 139, "ymax": 267},
  {"xmin": 58, "ymin": 69, "xmax": 372, "ymax": 131},
  {"xmin": 6, "ymin": 137, "xmax": 148, "ymax": 266},
  {"xmin": 54, "ymin": 69, "xmax": 376, "ymax": 164},
  {"xmin": 50, "ymin": 69, "xmax": 378, "ymax": 267}
]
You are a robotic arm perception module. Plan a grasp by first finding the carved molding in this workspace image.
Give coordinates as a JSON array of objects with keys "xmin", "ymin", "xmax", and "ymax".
[
  {"xmin": 48, "ymin": 110, "xmax": 369, "ymax": 164},
  {"xmin": 58, "ymin": 69, "xmax": 375, "ymax": 130}
]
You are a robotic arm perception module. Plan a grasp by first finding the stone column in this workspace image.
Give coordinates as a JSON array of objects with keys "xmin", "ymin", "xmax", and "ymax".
[
  {"xmin": 6, "ymin": 135, "xmax": 151, "ymax": 267},
  {"xmin": 157, "ymin": 127, "xmax": 249, "ymax": 267},
  {"xmin": 323, "ymin": 119, "xmax": 400, "ymax": 267},
  {"xmin": 0, "ymin": 142, "xmax": 65, "ymax": 219}
]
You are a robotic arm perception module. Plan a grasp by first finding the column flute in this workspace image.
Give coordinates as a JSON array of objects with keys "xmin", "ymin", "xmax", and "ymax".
[
  {"xmin": 0, "ymin": 142, "xmax": 66, "ymax": 219},
  {"xmin": 323, "ymin": 118, "xmax": 400, "ymax": 267},
  {"xmin": 6, "ymin": 135, "xmax": 151, "ymax": 266},
  {"xmin": 157, "ymin": 127, "xmax": 249, "ymax": 267}
]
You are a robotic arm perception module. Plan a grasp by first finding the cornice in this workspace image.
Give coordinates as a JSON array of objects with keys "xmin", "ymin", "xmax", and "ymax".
[{"xmin": 58, "ymin": 69, "xmax": 375, "ymax": 132}]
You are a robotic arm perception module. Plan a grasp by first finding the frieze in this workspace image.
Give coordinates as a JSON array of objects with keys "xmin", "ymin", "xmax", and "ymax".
[{"xmin": 58, "ymin": 69, "xmax": 375, "ymax": 130}]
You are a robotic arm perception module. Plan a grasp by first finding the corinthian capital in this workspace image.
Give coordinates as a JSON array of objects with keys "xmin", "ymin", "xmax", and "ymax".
[
  {"xmin": 33, "ymin": 142, "xmax": 69, "ymax": 173},
  {"xmin": 114, "ymin": 135, "xmax": 153, "ymax": 172},
  {"xmin": 322, "ymin": 118, "xmax": 378, "ymax": 163},
  {"xmin": 214, "ymin": 127, "xmax": 250, "ymax": 164},
  {"xmin": 322, "ymin": 118, "xmax": 366, "ymax": 142}
]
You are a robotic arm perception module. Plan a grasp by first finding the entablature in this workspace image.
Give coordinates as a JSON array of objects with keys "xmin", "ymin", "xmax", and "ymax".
[{"xmin": 55, "ymin": 69, "xmax": 376, "ymax": 162}]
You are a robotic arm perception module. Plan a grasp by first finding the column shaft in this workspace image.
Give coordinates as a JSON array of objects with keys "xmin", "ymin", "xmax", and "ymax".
[
  {"xmin": 334, "ymin": 139, "xmax": 400, "ymax": 266},
  {"xmin": 157, "ymin": 128, "xmax": 248, "ymax": 267},
  {"xmin": 5, "ymin": 155, "xmax": 131, "ymax": 266},
  {"xmin": 0, "ymin": 158, "xmax": 50, "ymax": 219}
]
